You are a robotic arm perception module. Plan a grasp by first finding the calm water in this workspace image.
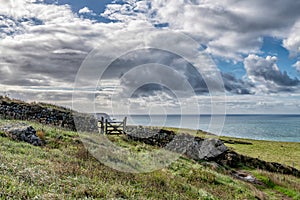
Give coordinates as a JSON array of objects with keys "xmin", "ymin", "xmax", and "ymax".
[{"xmin": 112, "ymin": 115, "xmax": 300, "ymax": 142}]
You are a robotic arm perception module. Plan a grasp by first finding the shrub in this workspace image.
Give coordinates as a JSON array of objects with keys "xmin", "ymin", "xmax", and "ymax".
[{"xmin": 36, "ymin": 130, "xmax": 45, "ymax": 141}]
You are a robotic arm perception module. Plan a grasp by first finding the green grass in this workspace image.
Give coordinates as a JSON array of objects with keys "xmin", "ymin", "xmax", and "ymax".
[
  {"xmin": 220, "ymin": 137, "xmax": 300, "ymax": 170},
  {"xmin": 0, "ymin": 120, "xmax": 299, "ymax": 199},
  {"xmin": 165, "ymin": 127, "xmax": 300, "ymax": 170},
  {"xmin": 252, "ymin": 170, "xmax": 300, "ymax": 199}
]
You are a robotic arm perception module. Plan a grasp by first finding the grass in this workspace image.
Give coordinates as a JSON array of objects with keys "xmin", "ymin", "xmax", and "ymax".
[
  {"xmin": 165, "ymin": 127, "xmax": 300, "ymax": 170},
  {"xmin": 221, "ymin": 137, "xmax": 300, "ymax": 170},
  {"xmin": 0, "ymin": 119, "xmax": 299, "ymax": 199},
  {"xmin": 252, "ymin": 170, "xmax": 300, "ymax": 199}
]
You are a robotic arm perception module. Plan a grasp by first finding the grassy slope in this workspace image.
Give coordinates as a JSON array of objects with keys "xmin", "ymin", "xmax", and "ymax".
[{"xmin": 0, "ymin": 120, "xmax": 299, "ymax": 199}]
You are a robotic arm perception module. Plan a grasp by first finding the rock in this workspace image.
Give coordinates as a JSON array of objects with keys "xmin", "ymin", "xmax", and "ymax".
[
  {"xmin": 126, "ymin": 127, "xmax": 228, "ymax": 161},
  {"xmin": 126, "ymin": 127, "xmax": 176, "ymax": 147},
  {"xmin": 186, "ymin": 138, "xmax": 228, "ymax": 161},
  {"xmin": 232, "ymin": 171, "xmax": 263, "ymax": 185},
  {"xmin": 0, "ymin": 123, "xmax": 44, "ymax": 146}
]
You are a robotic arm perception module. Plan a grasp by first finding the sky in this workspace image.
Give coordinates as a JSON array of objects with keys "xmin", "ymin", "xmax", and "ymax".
[{"xmin": 1, "ymin": 0, "xmax": 300, "ymax": 114}]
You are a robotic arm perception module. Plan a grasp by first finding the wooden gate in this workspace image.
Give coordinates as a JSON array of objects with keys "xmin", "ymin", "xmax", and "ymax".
[{"xmin": 98, "ymin": 117, "xmax": 127, "ymax": 135}]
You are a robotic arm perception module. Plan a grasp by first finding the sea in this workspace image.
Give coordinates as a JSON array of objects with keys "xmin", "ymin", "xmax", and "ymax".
[{"xmin": 111, "ymin": 114, "xmax": 300, "ymax": 142}]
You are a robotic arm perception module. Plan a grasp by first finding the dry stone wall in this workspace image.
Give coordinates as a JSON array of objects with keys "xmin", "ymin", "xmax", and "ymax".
[{"xmin": 0, "ymin": 97, "xmax": 98, "ymax": 132}]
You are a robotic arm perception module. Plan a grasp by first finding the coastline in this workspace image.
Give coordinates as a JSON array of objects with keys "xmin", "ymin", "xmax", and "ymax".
[{"xmin": 121, "ymin": 114, "xmax": 300, "ymax": 143}]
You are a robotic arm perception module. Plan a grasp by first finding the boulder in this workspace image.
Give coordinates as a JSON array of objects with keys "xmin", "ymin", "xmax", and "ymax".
[
  {"xmin": 186, "ymin": 138, "xmax": 228, "ymax": 161},
  {"xmin": 126, "ymin": 127, "xmax": 227, "ymax": 160},
  {"xmin": 0, "ymin": 123, "xmax": 44, "ymax": 146}
]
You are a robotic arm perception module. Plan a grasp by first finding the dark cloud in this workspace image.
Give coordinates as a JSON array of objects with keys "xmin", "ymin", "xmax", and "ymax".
[
  {"xmin": 99, "ymin": 48, "xmax": 253, "ymax": 97},
  {"xmin": 244, "ymin": 54, "xmax": 300, "ymax": 92},
  {"xmin": 131, "ymin": 83, "xmax": 177, "ymax": 98},
  {"xmin": 222, "ymin": 73, "xmax": 253, "ymax": 94},
  {"xmin": 102, "ymin": 48, "xmax": 210, "ymax": 96}
]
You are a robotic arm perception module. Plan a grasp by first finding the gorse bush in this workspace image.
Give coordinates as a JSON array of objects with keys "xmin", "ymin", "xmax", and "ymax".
[{"xmin": 36, "ymin": 130, "xmax": 45, "ymax": 141}]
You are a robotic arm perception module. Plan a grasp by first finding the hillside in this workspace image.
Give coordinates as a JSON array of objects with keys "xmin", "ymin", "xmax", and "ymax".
[
  {"xmin": 0, "ymin": 97, "xmax": 299, "ymax": 199},
  {"xmin": 0, "ymin": 119, "xmax": 299, "ymax": 199}
]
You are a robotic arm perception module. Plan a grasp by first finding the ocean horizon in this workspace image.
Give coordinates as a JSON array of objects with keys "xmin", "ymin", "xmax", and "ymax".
[{"xmin": 109, "ymin": 114, "xmax": 300, "ymax": 143}]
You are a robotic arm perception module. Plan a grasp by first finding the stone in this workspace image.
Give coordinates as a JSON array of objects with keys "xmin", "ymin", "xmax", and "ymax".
[
  {"xmin": 126, "ymin": 127, "xmax": 228, "ymax": 161},
  {"xmin": 0, "ymin": 123, "xmax": 44, "ymax": 146},
  {"xmin": 232, "ymin": 171, "xmax": 263, "ymax": 185},
  {"xmin": 126, "ymin": 127, "xmax": 176, "ymax": 147},
  {"xmin": 186, "ymin": 138, "xmax": 228, "ymax": 161}
]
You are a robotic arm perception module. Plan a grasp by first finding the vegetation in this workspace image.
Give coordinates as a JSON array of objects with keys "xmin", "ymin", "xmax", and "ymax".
[
  {"xmin": 223, "ymin": 137, "xmax": 300, "ymax": 170},
  {"xmin": 0, "ymin": 119, "xmax": 299, "ymax": 199},
  {"xmin": 167, "ymin": 127, "xmax": 300, "ymax": 170}
]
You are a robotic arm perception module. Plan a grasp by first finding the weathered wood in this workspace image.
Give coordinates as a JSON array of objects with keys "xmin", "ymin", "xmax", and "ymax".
[
  {"xmin": 99, "ymin": 117, "xmax": 104, "ymax": 134},
  {"xmin": 106, "ymin": 121, "xmax": 124, "ymax": 134},
  {"xmin": 123, "ymin": 117, "xmax": 127, "ymax": 134},
  {"xmin": 98, "ymin": 116, "xmax": 127, "ymax": 135},
  {"xmin": 105, "ymin": 119, "xmax": 108, "ymax": 135}
]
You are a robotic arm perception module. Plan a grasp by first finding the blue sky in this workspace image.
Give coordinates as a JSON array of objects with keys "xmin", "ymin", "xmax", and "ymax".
[
  {"xmin": 260, "ymin": 37, "xmax": 299, "ymax": 76},
  {"xmin": 45, "ymin": 0, "xmax": 111, "ymax": 13},
  {"xmin": 1, "ymin": 0, "xmax": 300, "ymax": 114},
  {"xmin": 217, "ymin": 36, "xmax": 300, "ymax": 79},
  {"xmin": 44, "ymin": 0, "xmax": 113, "ymax": 22}
]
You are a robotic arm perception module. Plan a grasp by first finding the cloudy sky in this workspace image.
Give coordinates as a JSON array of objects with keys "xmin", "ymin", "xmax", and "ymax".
[{"xmin": 1, "ymin": 0, "xmax": 300, "ymax": 114}]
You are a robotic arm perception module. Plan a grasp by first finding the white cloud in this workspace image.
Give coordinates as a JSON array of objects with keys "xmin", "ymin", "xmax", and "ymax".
[
  {"xmin": 293, "ymin": 61, "xmax": 300, "ymax": 73},
  {"xmin": 52, "ymin": 49, "xmax": 88, "ymax": 55},
  {"xmin": 102, "ymin": 0, "xmax": 300, "ymax": 60},
  {"xmin": 244, "ymin": 54, "xmax": 299, "ymax": 93},
  {"xmin": 283, "ymin": 21, "xmax": 300, "ymax": 57},
  {"xmin": 0, "ymin": 1, "xmax": 111, "ymax": 89},
  {"xmin": 155, "ymin": 0, "xmax": 300, "ymax": 60},
  {"xmin": 101, "ymin": 2, "xmax": 150, "ymax": 22},
  {"xmin": 78, "ymin": 7, "xmax": 96, "ymax": 16}
]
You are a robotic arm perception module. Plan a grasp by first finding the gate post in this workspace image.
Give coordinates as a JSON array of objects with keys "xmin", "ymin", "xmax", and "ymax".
[
  {"xmin": 100, "ymin": 117, "xmax": 104, "ymax": 134},
  {"xmin": 123, "ymin": 117, "xmax": 127, "ymax": 134},
  {"xmin": 105, "ymin": 119, "xmax": 108, "ymax": 135}
]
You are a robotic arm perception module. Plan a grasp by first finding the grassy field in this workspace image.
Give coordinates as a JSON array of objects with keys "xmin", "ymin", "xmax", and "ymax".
[
  {"xmin": 222, "ymin": 137, "xmax": 300, "ymax": 170},
  {"xmin": 0, "ymin": 120, "xmax": 299, "ymax": 199}
]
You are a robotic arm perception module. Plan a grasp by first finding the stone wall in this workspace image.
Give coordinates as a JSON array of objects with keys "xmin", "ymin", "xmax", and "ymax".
[
  {"xmin": 0, "ymin": 123, "xmax": 44, "ymax": 146},
  {"xmin": 0, "ymin": 97, "xmax": 98, "ymax": 132}
]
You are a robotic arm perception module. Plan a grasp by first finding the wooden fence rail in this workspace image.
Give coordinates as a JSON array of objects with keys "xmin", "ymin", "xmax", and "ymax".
[{"xmin": 98, "ymin": 117, "xmax": 127, "ymax": 135}]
